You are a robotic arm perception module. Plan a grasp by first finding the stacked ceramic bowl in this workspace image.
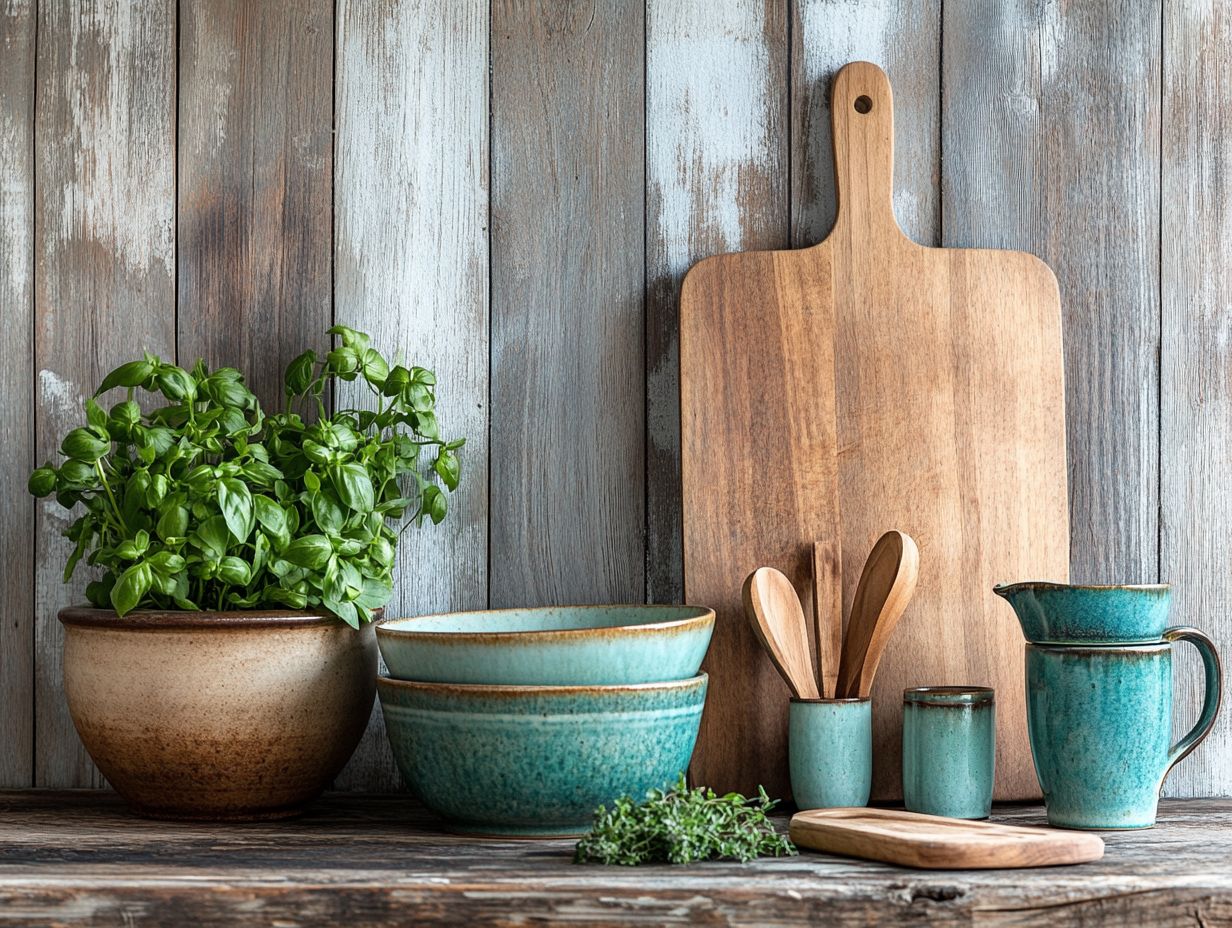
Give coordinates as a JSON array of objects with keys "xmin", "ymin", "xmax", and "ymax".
[{"xmin": 375, "ymin": 605, "xmax": 715, "ymax": 836}]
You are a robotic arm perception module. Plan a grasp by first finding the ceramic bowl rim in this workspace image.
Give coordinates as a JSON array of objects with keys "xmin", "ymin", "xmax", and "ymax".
[
  {"xmin": 993, "ymin": 581, "xmax": 1170, "ymax": 594},
  {"xmin": 375, "ymin": 604, "xmax": 715, "ymax": 642},
  {"xmin": 376, "ymin": 671, "xmax": 708, "ymax": 698},
  {"xmin": 58, "ymin": 605, "xmax": 381, "ymax": 630}
]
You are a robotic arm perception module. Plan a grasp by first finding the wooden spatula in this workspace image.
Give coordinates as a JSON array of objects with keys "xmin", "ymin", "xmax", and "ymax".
[
  {"xmin": 836, "ymin": 531, "xmax": 918, "ymax": 699},
  {"xmin": 790, "ymin": 807, "xmax": 1105, "ymax": 870},
  {"xmin": 743, "ymin": 568, "xmax": 820, "ymax": 700},
  {"xmin": 812, "ymin": 539, "xmax": 842, "ymax": 699}
]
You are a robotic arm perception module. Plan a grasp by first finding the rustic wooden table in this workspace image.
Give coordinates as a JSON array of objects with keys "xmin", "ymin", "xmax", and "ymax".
[{"xmin": 1, "ymin": 792, "xmax": 1229, "ymax": 926}]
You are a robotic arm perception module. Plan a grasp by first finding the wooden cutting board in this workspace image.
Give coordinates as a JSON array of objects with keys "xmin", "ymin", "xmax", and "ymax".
[
  {"xmin": 680, "ymin": 60, "xmax": 1068, "ymax": 800},
  {"xmin": 790, "ymin": 808, "xmax": 1104, "ymax": 870}
]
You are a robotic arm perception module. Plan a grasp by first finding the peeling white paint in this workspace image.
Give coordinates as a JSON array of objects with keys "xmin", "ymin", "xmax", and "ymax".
[{"xmin": 38, "ymin": 368, "xmax": 82, "ymax": 424}]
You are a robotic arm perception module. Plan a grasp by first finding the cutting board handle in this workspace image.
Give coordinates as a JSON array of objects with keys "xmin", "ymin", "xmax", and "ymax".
[{"xmin": 830, "ymin": 61, "xmax": 902, "ymax": 242}]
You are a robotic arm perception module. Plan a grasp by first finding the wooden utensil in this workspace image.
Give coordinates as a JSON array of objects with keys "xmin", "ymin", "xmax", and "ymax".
[
  {"xmin": 681, "ymin": 60, "xmax": 1068, "ymax": 798},
  {"xmin": 742, "ymin": 568, "xmax": 820, "ymax": 700},
  {"xmin": 812, "ymin": 539, "xmax": 843, "ymax": 700},
  {"xmin": 836, "ymin": 531, "xmax": 919, "ymax": 699},
  {"xmin": 789, "ymin": 808, "xmax": 1105, "ymax": 870}
]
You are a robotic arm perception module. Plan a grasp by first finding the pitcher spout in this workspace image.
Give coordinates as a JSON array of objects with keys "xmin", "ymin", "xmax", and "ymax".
[{"xmin": 993, "ymin": 581, "xmax": 1171, "ymax": 645}]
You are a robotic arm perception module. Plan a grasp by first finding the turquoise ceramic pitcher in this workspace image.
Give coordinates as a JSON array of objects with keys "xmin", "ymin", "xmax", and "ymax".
[{"xmin": 1025, "ymin": 626, "xmax": 1221, "ymax": 829}]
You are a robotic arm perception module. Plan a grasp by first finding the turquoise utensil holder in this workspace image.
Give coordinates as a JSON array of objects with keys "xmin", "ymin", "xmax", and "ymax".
[
  {"xmin": 902, "ymin": 686, "xmax": 996, "ymax": 819},
  {"xmin": 788, "ymin": 698, "xmax": 871, "ymax": 810}
]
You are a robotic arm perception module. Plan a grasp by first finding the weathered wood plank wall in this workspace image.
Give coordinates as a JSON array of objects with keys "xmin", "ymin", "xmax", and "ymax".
[{"xmin": 1, "ymin": 0, "xmax": 1228, "ymax": 796}]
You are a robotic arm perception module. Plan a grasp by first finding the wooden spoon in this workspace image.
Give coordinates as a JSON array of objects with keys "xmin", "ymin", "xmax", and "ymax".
[
  {"xmin": 836, "ymin": 531, "xmax": 920, "ymax": 699},
  {"xmin": 743, "ymin": 567, "xmax": 821, "ymax": 700},
  {"xmin": 812, "ymin": 539, "xmax": 843, "ymax": 699}
]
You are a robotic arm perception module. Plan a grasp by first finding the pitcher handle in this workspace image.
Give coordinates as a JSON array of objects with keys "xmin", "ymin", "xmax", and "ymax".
[{"xmin": 1164, "ymin": 626, "xmax": 1224, "ymax": 773}]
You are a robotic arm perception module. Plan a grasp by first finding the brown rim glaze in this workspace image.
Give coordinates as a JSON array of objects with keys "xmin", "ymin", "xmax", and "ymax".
[
  {"xmin": 903, "ymin": 685, "xmax": 995, "ymax": 707},
  {"xmin": 376, "ymin": 672, "xmax": 708, "ymax": 697},
  {"xmin": 789, "ymin": 697, "xmax": 870, "ymax": 705},
  {"xmin": 58, "ymin": 606, "xmax": 383, "ymax": 630},
  {"xmin": 375, "ymin": 604, "xmax": 715, "ymax": 642},
  {"xmin": 993, "ymin": 581, "xmax": 1170, "ymax": 594}
]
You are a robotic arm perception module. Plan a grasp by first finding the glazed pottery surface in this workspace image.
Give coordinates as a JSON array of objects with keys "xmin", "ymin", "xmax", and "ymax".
[
  {"xmin": 1026, "ymin": 628, "xmax": 1222, "ymax": 829},
  {"xmin": 994, "ymin": 581, "xmax": 1170, "ymax": 644},
  {"xmin": 902, "ymin": 687, "xmax": 995, "ymax": 820},
  {"xmin": 788, "ymin": 698, "xmax": 871, "ymax": 810},
  {"xmin": 376, "ymin": 605, "xmax": 714, "ymax": 685},
  {"xmin": 60, "ymin": 607, "xmax": 378, "ymax": 821},
  {"xmin": 377, "ymin": 673, "xmax": 707, "ymax": 836}
]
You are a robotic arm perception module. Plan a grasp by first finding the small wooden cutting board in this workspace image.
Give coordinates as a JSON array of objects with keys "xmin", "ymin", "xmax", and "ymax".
[{"xmin": 789, "ymin": 808, "xmax": 1105, "ymax": 870}]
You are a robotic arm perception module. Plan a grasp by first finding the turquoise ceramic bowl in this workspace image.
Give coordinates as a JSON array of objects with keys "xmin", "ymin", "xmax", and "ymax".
[
  {"xmin": 994, "ymin": 582, "xmax": 1171, "ymax": 644},
  {"xmin": 376, "ymin": 605, "xmax": 714, "ymax": 684},
  {"xmin": 377, "ymin": 673, "xmax": 708, "ymax": 836}
]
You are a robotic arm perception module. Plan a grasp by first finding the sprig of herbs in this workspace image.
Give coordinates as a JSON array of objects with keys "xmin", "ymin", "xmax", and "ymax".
[
  {"xmin": 28, "ymin": 325, "xmax": 462, "ymax": 626},
  {"xmin": 574, "ymin": 774, "xmax": 796, "ymax": 866}
]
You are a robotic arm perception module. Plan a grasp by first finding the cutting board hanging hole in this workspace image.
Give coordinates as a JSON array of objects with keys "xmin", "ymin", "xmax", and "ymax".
[{"xmin": 854, "ymin": 95, "xmax": 873, "ymax": 114}]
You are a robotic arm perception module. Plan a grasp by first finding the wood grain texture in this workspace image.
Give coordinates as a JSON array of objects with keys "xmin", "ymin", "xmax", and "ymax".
[
  {"xmin": 177, "ymin": 0, "xmax": 333, "ymax": 410},
  {"xmin": 1, "ymin": 794, "xmax": 1231, "ymax": 926},
  {"xmin": 1161, "ymin": 0, "xmax": 1232, "ymax": 798},
  {"xmin": 332, "ymin": 0, "xmax": 489, "ymax": 791},
  {"xmin": 790, "ymin": 807, "xmax": 1104, "ymax": 870},
  {"xmin": 685, "ymin": 62, "xmax": 1069, "ymax": 800},
  {"xmin": 489, "ymin": 0, "xmax": 645, "ymax": 607},
  {"xmin": 941, "ymin": 0, "xmax": 1161, "ymax": 587},
  {"xmin": 812, "ymin": 539, "xmax": 843, "ymax": 699},
  {"xmin": 829, "ymin": 63, "xmax": 1068, "ymax": 800},
  {"xmin": 645, "ymin": 0, "xmax": 788, "ymax": 605},
  {"xmin": 0, "ymin": 0, "xmax": 34, "ymax": 787},
  {"xmin": 681, "ymin": 245, "xmax": 839, "ymax": 797},
  {"xmin": 33, "ymin": 0, "xmax": 176, "ymax": 788},
  {"xmin": 792, "ymin": 0, "xmax": 941, "ymax": 249}
]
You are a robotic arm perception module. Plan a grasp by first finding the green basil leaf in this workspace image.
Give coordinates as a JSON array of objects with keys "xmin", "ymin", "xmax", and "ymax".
[
  {"xmin": 433, "ymin": 449, "xmax": 460, "ymax": 491},
  {"xmin": 147, "ymin": 551, "xmax": 185, "ymax": 574},
  {"xmin": 217, "ymin": 477, "xmax": 255, "ymax": 543},
  {"xmin": 253, "ymin": 495, "xmax": 287, "ymax": 536},
  {"xmin": 361, "ymin": 348, "xmax": 389, "ymax": 385},
  {"xmin": 356, "ymin": 576, "xmax": 393, "ymax": 609},
  {"xmin": 85, "ymin": 398, "xmax": 108, "ymax": 430},
  {"xmin": 422, "ymin": 484, "xmax": 447, "ymax": 524},
  {"xmin": 266, "ymin": 586, "xmax": 308, "ymax": 609},
  {"xmin": 331, "ymin": 463, "xmax": 374, "ymax": 512},
  {"xmin": 284, "ymin": 349, "xmax": 316, "ymax": 396},
  {"xmin": 218, "ymin": 555, "xmax": 252, "ymax": 586},
  {"xmin": 156, "ymin": 505, "xmax": 189, "ymax": 540},
  {"xmin": 61, "ymin": 428, "xmax": 110, "ymax": 462},
  {"xmin": 192, "ymin": 514, "xmax": 230, "ymax": 558},
  {"xmin": 95, "ymin": 359, "xmax": 154, "ymax": 395},
  {"xmin": 311, "ymin": 489, "xmax": 345, "ymax": 534},
  {"xmin": 324, "ymin": 596, "xmax": 359, "ymax": 629},
  {"xmin": 28, "ymin": 466, "xmax": 57, "ymax": 498},
  {"xmin": 156, "ymin": 365, "xmax": 197, "ymax": 401},
  {"xmin": 284, "ymin": 534, "xmax": 332, "ymax": 569},
  {"xmin": 110, "ymin": 562, "xmax": 152, "ymax": 616}
]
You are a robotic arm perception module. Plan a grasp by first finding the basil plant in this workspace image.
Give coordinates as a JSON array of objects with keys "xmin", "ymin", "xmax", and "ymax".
[{"xmin": 29, "ymin": 326, "xmax": 462, "ymax": 627}]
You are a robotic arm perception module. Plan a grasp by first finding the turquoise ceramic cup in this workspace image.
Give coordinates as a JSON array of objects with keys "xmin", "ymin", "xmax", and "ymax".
[
  {"xmin": 1026, "ymin": 627, "xmax": 1222, "ymax": 829},
  {"xmin": 902, "ymin": 686, "xmax": 995, "ymax": 819},
  {"xmin": 788, "ymin": 698, "xmax": 871, "ymax": 810}
]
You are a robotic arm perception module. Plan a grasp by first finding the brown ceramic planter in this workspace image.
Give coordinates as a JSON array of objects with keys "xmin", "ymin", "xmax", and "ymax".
[{"xmin": 59, "ymin": 607, "xmax": 378, "ymax": 821}]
